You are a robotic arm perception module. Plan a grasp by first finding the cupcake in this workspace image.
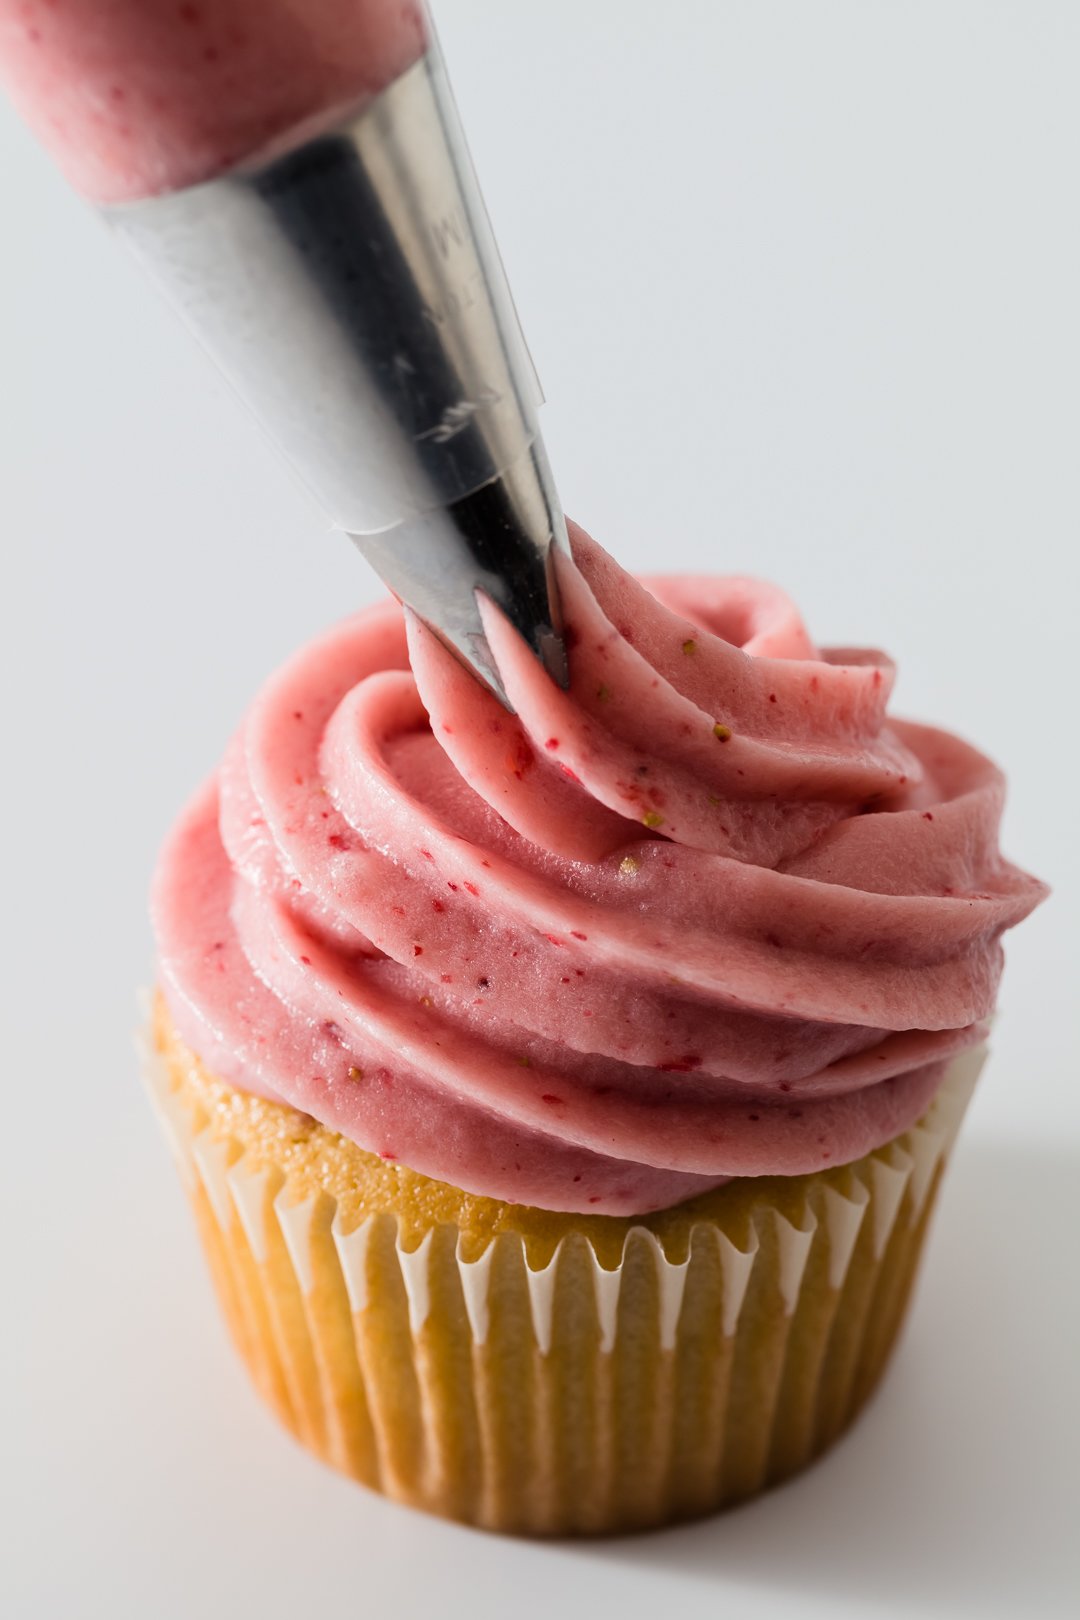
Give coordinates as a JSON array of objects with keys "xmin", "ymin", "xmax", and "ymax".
[{"xmin": 147, "ymin": 521, "xmax": 1045, "ymax": 1534}]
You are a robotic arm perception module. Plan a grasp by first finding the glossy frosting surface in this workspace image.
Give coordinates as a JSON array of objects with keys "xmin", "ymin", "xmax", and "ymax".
[{"xmin": 153, "ymin": 524, "xmax": 1045, "ymax": 1214}]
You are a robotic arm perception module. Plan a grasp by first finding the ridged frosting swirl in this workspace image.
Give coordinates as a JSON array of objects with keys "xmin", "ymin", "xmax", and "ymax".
[{"xmin": 153, "ymin": 523, "xmax": 1046, "ymax": 1214}]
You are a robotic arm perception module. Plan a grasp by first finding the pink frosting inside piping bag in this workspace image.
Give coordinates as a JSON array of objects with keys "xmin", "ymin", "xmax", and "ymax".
[
  {"xmin": 0, "ymin": 0, "xmax": 427, "ymax": 203},
  {"xmin": 152, "ymin": 523, "xmax": 1046, "ymax": 1216}
]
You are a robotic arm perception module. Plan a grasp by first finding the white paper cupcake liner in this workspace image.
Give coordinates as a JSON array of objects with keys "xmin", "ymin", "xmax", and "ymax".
[{"xmin": 142, "ymin": 1022, "xmax": 981, "ymax": 1534}]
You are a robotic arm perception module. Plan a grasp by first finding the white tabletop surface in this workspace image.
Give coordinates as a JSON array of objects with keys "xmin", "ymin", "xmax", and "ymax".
[{"xmin": 2, "ymin": 3, "xmax": 1078, "ymax": 1616}]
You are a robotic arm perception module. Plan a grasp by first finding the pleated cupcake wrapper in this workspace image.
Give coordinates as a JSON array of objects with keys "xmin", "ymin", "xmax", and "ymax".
[{"xmin": 142, "ymin": 1034, "xmax": 982, "ymax": 1534}]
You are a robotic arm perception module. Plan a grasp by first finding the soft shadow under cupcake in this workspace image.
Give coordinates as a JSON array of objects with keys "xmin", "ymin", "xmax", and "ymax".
[{"xmin": 569, "ymin": 1135, "xmax": 1078, "ymax": 1619}]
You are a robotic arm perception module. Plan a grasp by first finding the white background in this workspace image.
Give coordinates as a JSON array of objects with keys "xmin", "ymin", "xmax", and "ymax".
[{"xmin": 2, "ymin": 2, "xmax": 1077, "ymax": 1616}]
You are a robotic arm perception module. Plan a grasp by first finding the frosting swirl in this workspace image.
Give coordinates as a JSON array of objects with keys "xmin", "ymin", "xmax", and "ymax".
[{"xmin": 153, "ymin": 522, "xmax": 1046, "ymax": 1214}]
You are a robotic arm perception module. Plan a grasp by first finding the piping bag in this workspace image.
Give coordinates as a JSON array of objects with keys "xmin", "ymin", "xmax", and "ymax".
[{"xmin": 0, "ymin": 0, "xmax": 568, "ymax": 705}]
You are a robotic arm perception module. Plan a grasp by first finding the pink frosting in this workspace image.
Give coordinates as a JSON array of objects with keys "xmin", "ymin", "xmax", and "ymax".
[
  {"xmin": 0, "ymin": 0, "xmax": 427, "ymax": 202},
  {"xmin": 153, "ymin": 523, "xmax": 1046, "ymax": 1215}
]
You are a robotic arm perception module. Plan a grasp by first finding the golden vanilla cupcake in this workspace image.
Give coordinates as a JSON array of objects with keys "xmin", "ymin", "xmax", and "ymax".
[{"xmin": 147, "ymin": 521, "xmax": 1045, "ymax": 1534}]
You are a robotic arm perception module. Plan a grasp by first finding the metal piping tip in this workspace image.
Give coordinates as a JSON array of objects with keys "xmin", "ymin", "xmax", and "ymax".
[
  {"xmin": 108, "ymin": 37, "xmax": 569, "ymax": 706},
  {"xmin": 351, "ymin": 441, "xmax": 569, "ymax": 707}
]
